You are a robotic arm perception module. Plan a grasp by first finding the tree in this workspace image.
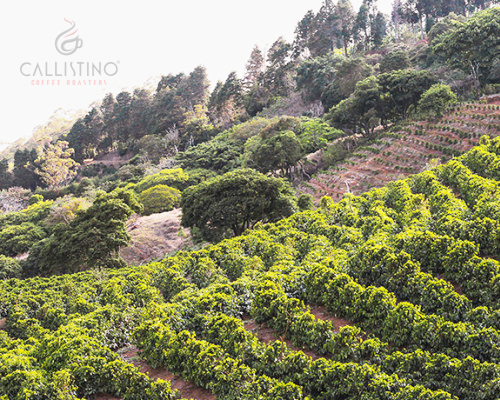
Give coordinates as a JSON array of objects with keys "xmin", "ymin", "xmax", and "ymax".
[
  {"xmin": 418, "ymin": 83, "xmax": 457, "ymax": 117},
  {"xmin": 354, "ymin": 0, "xmax": 371, "ymax": 48},
  {"xmin": 176, "ymin": 137, "xmax": 242, "ymax": 173},
  {"xmin": 181, "ymin": 104, "xmax": 215, "ymax": 147},
  {"xmin": 209, "ymin": 72, "xmax": 245, "ymax": 129},
  {"xmin": 149, "ymin": 66, "xmax": 210, "ymax": 136},
  {"xmin": 295, "ymin": 53, "xmax": 342, "ymax": 105},
  {"xmin": 327, "ymin": 75, "xmax": 381, "ymax": 135},
  {"xmin": 379, "ymin": 50, "xmax": 411, "ymax": 73},
  {"xmin": 378, "ymin": 69, "xmax": 437, "ymax": 119},
  {"xmin": 0, "ymin": 159, "xmax": 13, "ymax": 189},
  {"xmin": 294, "ymin": 10, "xmax": 317, "ymax": 58},
  {"xmin": 323, "ymin": 56, "xmax": 373, "ymax": 109},
  {"xmin": 427, "ymin": 12, "xmax": 466, "ymax": 44},
  {"xmin": 293, "ymin": 1, "xmax": 337, "ymax": 58},
  {"xmin": 244, "ymin": 46, "xmax": 264, "ymax": 89},
  {"xmin": 179, "ymin": 65, "xmax": 210, "ymax": 108},
  {"xmin": 66, "ymin": 107, "xmax": 104, "ymax": 162},
  {"xmin": 371, "ymin": 12, "xmax": 387, "ymax": 48},
  {"xmin": 181, "ymin": 168, "xmax": 297, "ymax": 242},
  {"xmin": 336, "ymin": 0, "xmax": 356, "ymax": 56},
  {"xmin": 243, "ymin": 131, "xmax": 303, "ymax": 178},
  {"xmin": 113, "ymin": 91, "xmax": 132, "ymax": 142},
  {"xmin": 13, "ymin": 149, "xmax": 40, "ymax": 189},
  {"xmin": 263, "ymin": 37, "xmax": 295, "ymax": 97},
  {"xmin": 353, "ymin": 0, "xmax": 386, "ymax": 49},
  {"xmin": 397, "ymin": 0, "xmax": 433, "ymax": 37},
  {"xmin": 433, "ymin": 8, "xmax": 500, "ymax": 92},
  {"xmin": 26, "ymin": 189, "xmax": 142, "ymax": 275},
  {"xmin": 139, "ymin": 184, "xmax": 181, "ymax": 215},
  {"xmin": 129, "ymin": 88, "xmax": 152, "ymax": 140},
  {"xmin": 33, "ymin": 140, "xmax": 80, "ymax": 189},
  {"xmin": 392, "ymin": 0, "xmax": 403, "ymax": 41},
  {"xmin": 298, "ymin": 118, "xmax": 343, "ymax": 153}
]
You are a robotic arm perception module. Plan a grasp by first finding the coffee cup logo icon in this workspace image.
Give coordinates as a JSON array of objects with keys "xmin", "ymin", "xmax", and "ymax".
[{"xmin": 55, "ymin": 18, "xmax": 83, "ymax": 56}]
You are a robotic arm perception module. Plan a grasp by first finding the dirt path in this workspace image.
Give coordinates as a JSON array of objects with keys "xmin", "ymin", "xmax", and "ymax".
[
  {"xmin": 120, "ymin": 208, "xmax": 191, "ymax": 265},
  {"xmin": 242, "ymin": 317, "xmax": 322, "ymax": 360},
  {"xmin": 119, "ymin": 345, "xmax": 216, "ymax": 400},
  {"xmin": 308, "ymin": 305, "xmax": 354, "ymax": 333}
]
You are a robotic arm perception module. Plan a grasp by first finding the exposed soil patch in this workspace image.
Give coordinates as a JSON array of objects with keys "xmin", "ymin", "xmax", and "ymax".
[
  {"xmin": 309, "ymin": 305, "xmax": 353, "ymax": 333},
  {"xmin": 452, "ymin": 283, "xmax": 463, "ymax": 295},
  {"xmin": 86, "ymin": 151, "xmax": 133, "ymax": 169},
  {"xmin": 119, "ymin": 345, "xmax": 216, "ymax": 400},
  {"xmin": 120, "ymin": 208, "xmax": 192, "ymax": 265},
  {"xmin": 437, "ymin": 274, "xmax": 464, "ymax": 295},
  {"xmin": 242, "ymin": 317, "xmax": 321, "ymax": 360},
  {"xmin": 0, "ymin": 318, "xmax": 6, "ymax": 330}
]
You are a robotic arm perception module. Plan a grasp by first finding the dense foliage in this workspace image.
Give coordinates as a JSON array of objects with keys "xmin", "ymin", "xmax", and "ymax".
[
  {"xmin": 0, "ymin": 3, "xmax": 499, "ymax": 397},
  {"xmin": 181, "ymin": 168, "xmax": 298, "ymax": 242},
  {"xmin": 139, "ymin": 184, "xmax": 181, "ymax": 215},
  {"xmin": 25, "ymin": 189, "xmax": 142, "ymax": 275},
  {"xmin": 0, "ymin": 139, "xmax": 499, "ymax": 398}
]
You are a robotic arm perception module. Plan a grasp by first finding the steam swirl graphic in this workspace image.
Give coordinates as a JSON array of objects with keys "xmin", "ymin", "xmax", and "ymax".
[{"xmin": 55, "ymin": 18, "xmax": 83, "ymax": 56}]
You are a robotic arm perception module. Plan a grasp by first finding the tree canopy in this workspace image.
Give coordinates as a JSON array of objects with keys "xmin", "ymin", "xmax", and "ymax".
[
  {"xmin": 181, "ymin": 168, "xmax": 297, "ymax": 242},
  {"xmin": 26, "ymin": 189, "xmax": 142, "ymax": 275},
  {"xmin": 433, "ymin": 7, "xmax": 500, "ymax": 89}
]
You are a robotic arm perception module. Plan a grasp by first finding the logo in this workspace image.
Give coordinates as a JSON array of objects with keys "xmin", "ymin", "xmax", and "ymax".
[
  {"xmin": 55, "ymin": 18, "xmax": 83, "ymax": 56},
  {"xmin": 21, "ymin": 17, "xmax": 119, "ymax": 86}
]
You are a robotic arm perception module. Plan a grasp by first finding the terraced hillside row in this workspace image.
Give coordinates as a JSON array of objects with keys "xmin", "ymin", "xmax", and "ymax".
[
  {"xmin": 300, "ymin": 100, "xmax": 500, "ymax": 201},
  {"xmin": 1, "ymin": 138, "xmax": 500, "ymax": 399}
]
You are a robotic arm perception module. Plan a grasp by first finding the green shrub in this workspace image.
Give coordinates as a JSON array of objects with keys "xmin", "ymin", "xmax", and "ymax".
[
  {"xmin": 28, "ymin": 194, "xmax": 44, "ymax": 205},
  {"xmin": 0, "ymin": 200, "xmax": 53, "ymax": 228},
  {"xmin": 0, "ymin": 255, "xmax": 22, "ymax": 279},
  {"xmin": 185, "ymin": 168, "xmax": 218, "ymax": 186},
  {"xmin": 139, "ymin": 185, "xmax": 181, "ymax": 215},
  {"xmin": 379, "ymin": 50, "xmax": 411, "ymax": 73},
  {"xmin": 134, "ymin": 168, "xmax": 189, "ymax": 193},
  {"xmin": 298, "ymin": 194, "xmax": 314, "ymax": 211},
  {"xmin": 419, "ymin": 84, "xmax": 457, "ymax": 117},
  {"xmin": 0, "ymin": 222, "xmax": 46, "ymax": 257}
]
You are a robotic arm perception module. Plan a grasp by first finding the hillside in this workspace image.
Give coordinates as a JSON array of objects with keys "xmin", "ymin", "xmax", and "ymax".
[
  {"xmin": 0, "ymin": 3, "xmax": 499, "ymax": 399},
  {"xmin": 120, "ymin": 208, "xmax": 192, "ymax": 266},
  {"xmin": 300, "ymin": 99, "xmax": 500, "ymax": 201},
  {"xmin": 1, "ymin": 139, "xmax": 499, "ymax": 399}
]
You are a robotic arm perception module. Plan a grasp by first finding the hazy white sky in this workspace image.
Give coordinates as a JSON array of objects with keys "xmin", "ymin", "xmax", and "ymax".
[{"xmin": 0, "ymin": 0, "xmax": 393, "ymax": 144}]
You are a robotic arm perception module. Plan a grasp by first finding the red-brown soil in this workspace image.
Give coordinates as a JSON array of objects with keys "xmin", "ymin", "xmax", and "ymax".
[
  {"xmin": 242, "ymin": 317, "xmax": 322, "ymax": 360},
  {"xmin": 118, "ymin": 345, "xmax": 216, "ymax": 400},
  {"xmin": 299, "ymin": 101, "xmax": 500, "ymax": 201},
  {"xmin": 309, "ymin": 305, "xmax": 353, "ymax": 332}
]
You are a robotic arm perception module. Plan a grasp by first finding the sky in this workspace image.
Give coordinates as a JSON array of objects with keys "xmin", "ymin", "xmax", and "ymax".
[{"xmin": 0, "ymin": 0, "xmax": 394, "ymax": 145}]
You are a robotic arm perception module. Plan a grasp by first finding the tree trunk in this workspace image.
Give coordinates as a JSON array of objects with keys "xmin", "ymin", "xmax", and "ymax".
[{"xmin": 470, "ymin": 60, "xmax": 480, "ymax": 97}]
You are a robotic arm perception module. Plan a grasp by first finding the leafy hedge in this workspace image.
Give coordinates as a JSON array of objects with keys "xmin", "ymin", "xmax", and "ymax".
[{"xmin": 1, "ymin": 138, "xmax": 500, "ymax": 398}]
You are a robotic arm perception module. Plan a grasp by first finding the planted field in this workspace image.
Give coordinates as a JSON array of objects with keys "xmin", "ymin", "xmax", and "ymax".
[
  {"xmin": 301, "ymin": 101, "xmax": 500, "ymax": 201},
  {"xmin": 1, "ymin": 138, "xmax": 500, "ymax": 399}
]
